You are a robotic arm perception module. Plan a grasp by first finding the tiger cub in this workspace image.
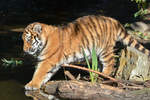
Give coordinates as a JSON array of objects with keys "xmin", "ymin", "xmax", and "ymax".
[{"xmin": 22, "ymin": 15, "xmax": 150, "ymax": 90}]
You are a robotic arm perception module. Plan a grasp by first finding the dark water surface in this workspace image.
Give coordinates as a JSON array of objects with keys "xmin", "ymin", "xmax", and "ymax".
[
  {"xmin": 0, "ymin": 80, "xmax": 31, "ymax": 100},
  {"xmin": 0, "ymin": 0, "xmax": 137, "ymax": 100}
]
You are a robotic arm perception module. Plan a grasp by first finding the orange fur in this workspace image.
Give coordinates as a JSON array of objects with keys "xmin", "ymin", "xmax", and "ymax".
[{"xmin": 22, "ymin": 15, "xmax": 150, "ymax": 90}]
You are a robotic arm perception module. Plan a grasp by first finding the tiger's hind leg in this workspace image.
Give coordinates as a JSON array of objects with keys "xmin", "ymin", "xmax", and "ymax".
[{"xmin": 99, "ymin": 47, "xmax": 115, "ymax": 75}]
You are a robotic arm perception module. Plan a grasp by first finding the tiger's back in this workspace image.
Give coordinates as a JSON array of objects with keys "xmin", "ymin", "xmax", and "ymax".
[
  {"xmin": 60, "ymin": 15, "xmax": 150, "ymax": 74},
  {"xmin": 22, "ymin": 15, "xmax": 150, "ymax": 90}
]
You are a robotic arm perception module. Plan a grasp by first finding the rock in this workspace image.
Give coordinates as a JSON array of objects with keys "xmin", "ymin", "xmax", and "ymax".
[
  {"xmin": 116, "ymin": 47, "xmax": 150, "ymax": 82},
  {"xmin": 130, "ymin": 21, "xmax": 150, "ymax": 33},
  {"xmin": 128, "ymin": 20, "xmax": 150, "ymax": 43}
]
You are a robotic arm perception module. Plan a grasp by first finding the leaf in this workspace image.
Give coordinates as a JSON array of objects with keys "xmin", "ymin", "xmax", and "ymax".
[
  {"xmin": 82, "ymin": 48, "xmax": 94, "ymax": 82},
  {"xmin": 92, "ymin": 48, "xmax": 98, "ymax": 82},
  {"xmin": 1, "ymin": 58, "xmax": 23, "ymax": 68},
  {"xmin": 92, "ymin": 48, "xmax": 98, "ymax": 71}
]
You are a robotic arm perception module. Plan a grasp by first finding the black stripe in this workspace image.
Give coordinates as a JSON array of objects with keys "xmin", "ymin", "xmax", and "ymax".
[
  {"xmin": 128, "ymin": 38, "xmax": 134, "ymax": 46},
  {"xmin": 32, "ymin": 41, "xmax": 36, "ymax": 45},
  {"xmin": 122, "ymin": 33, "xmax": 128, "ymax": 41},
  {"xmin": 88, "ymin": 16, "xmax": 96, "ymax": 28},
  {"xmin": 77, "ymin": 22, "xmax": 90, "ymax": 45},
  {"xmin": 111, "ymin": 22, "xmax": 117, "ymax": 42},
  {"xmin": 102, "ymin": 51, "xmax": 114, "ymax": 58},
  {"xmin": 81, "ymin": 37, "xmax": 86, "ymax": 48},
  {"xmin": 95, "ymin": 16, "xmax": 102, "ymax": 39},
  {"xmin": 80, "ymin": 18, "xmax": 95, "ymax": 46},
  {"xmin": 24, "ymin": 29, "xmax": 28, "ymax": 33},
  {"xmin": 89, "ymin": 16, "xmax": 101, "ymax": 45},
  {"xmin": 102, "ymin": 18, "xmax": 110, "ymax": 47},
  {"xmin": 99, "ymin": 17, "xmax": 106, "ymax": 43},
  {"xmin": 58, "ymin": 27, "xmax": 62, "ymax": 44},
  {"xmin": 103, "ymin": 57, "xmax": 114, "ymax": 64},
  {"xmin": 107, "ymin": 19, "xmax": 114, "ymax": 42},
  {"xmin": 37, "ymin": 40, "xmax": 47, "ymax": 56},
  {"xmin": 112, "ymin": 22, "xmax": 118, "ymax": 33},
  {"xmin": 135, "ymin": 43, "xmax": 140, "ymax": 49},
  {"xmin": 87, "ymin": 16, "xmax": 97, "ymax": 46},
  {"xmin": 103, "ymin": 18, "xmax": 107, "ymax": 33},
  {"xmin": 117, "ymin": 23, "xmax": 122, "ymax": 36},
  {"xmin": 101, "ymin": 18, "xmax": 107, "ymax": 44},
  {"xmin": 28, "ymin": 28, "xmax": 33, "ymax": 34},
  {"xmin": 101, "ymin": 50, "xmax": 107, "ymax": 55},
  {"xmin": 74, "ymin": 22, "xmax": 80, "ymax": 35},
  {"xmin": 25, "ymin": 28, "xmax": 28, "ymax": 33},
  {"xmin": 141, "ymin": 48, "xmax": 146, "ymax": 53},
  {"xmin": 102, "ymin": 53, "xmax": 109, "ymax": 58}
]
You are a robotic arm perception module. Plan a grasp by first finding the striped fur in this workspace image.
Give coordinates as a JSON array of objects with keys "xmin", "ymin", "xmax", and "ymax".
[{"xmin": 22, "ymin": 15, "xmax": 150, "ymax": 90}]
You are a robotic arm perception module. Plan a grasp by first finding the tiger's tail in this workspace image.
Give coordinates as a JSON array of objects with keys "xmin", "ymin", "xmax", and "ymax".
[{"xmin": 118, "ymin": 25, "xmax": 150, "ymax": 57}]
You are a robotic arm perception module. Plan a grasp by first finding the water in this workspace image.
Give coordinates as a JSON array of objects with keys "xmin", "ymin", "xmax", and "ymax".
[
  {"xmin": 0, "ymin": 0, "xmax": 136, "ymax": 100},
  {"xmin": 0, "ymin": 80, "xmax": 31, "ymax": 100}
]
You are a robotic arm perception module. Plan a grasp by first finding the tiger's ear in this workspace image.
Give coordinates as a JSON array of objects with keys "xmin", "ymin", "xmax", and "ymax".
[{"xmin": 33, "ymin": 24, "xmax": 42, "ymax": 34}]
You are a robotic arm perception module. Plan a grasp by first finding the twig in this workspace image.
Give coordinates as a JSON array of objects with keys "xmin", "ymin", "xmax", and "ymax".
[
  {"xmin": 76, "ymin": 74, "xmax": 81, "ymax": 80},
  {"xmin": 62, "ymin": 64, "xmax": 124, "ymax": 86},
  {"xmin": 121, "ymin": 80, "xmax": 144, "ymax": 87},
  {"xmin": 120, "ymin": 85, "xmax": 144, "ymax": 90},
  {"xmin": 102, "ymin": 80, "xmax": 115, "ymax": 84},
  {"xmin": 64, "ymin": 70, "xmax": 76, "ymax": 80}
]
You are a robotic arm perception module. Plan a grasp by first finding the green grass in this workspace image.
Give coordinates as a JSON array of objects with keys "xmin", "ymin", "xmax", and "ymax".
[
  {"xmin": 83, "ymin": 48, "xmax": 99, "ymax": 83},
  {"xmin": 131, "ymin": 0, "xmax": 148, "ymax": 18},
  {"xmin": 1, "ymin": 58, "xmax": 23, "ymax": 68}
]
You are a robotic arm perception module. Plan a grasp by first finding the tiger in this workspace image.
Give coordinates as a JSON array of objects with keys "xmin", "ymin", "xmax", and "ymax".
[{"xmin": 22, "ymin": 15, "xmax": 150, "ymax": 90}]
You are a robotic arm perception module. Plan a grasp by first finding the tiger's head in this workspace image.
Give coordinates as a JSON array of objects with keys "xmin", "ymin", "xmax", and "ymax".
[{"xmin": 22, "ymin": 22, "xmax": 48, "ymax": 57}]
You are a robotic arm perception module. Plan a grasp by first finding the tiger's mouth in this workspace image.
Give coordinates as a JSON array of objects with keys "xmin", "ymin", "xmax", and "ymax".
[{"xmin": 24, "ymin": 48, "xmax": 37, "ymax": 57}]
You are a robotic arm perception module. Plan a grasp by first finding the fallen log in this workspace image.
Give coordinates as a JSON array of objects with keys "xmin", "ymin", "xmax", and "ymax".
[{"xmin": 25, "ymin": 80, "xmax": 150, "ymax": 100}]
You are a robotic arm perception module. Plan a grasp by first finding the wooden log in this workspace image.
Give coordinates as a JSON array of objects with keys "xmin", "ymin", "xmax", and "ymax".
[
  {"xmin": 25, "ymin": 80, "xmax": 150, "ymax": 100},
  {"xmin": 44, "ymin": 81, "xmax": 124, "ymax": 100}
]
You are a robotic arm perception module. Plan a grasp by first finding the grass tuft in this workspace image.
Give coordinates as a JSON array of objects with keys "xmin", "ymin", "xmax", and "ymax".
[{"xmin": 83, "ymin": 48, "xmax": 99, "ymax": 83}]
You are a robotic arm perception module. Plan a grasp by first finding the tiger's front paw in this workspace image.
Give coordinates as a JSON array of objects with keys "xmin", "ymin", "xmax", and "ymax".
[{"xmin": 25, "ymin": 81, "xmax": 41, "ymax": 90}]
